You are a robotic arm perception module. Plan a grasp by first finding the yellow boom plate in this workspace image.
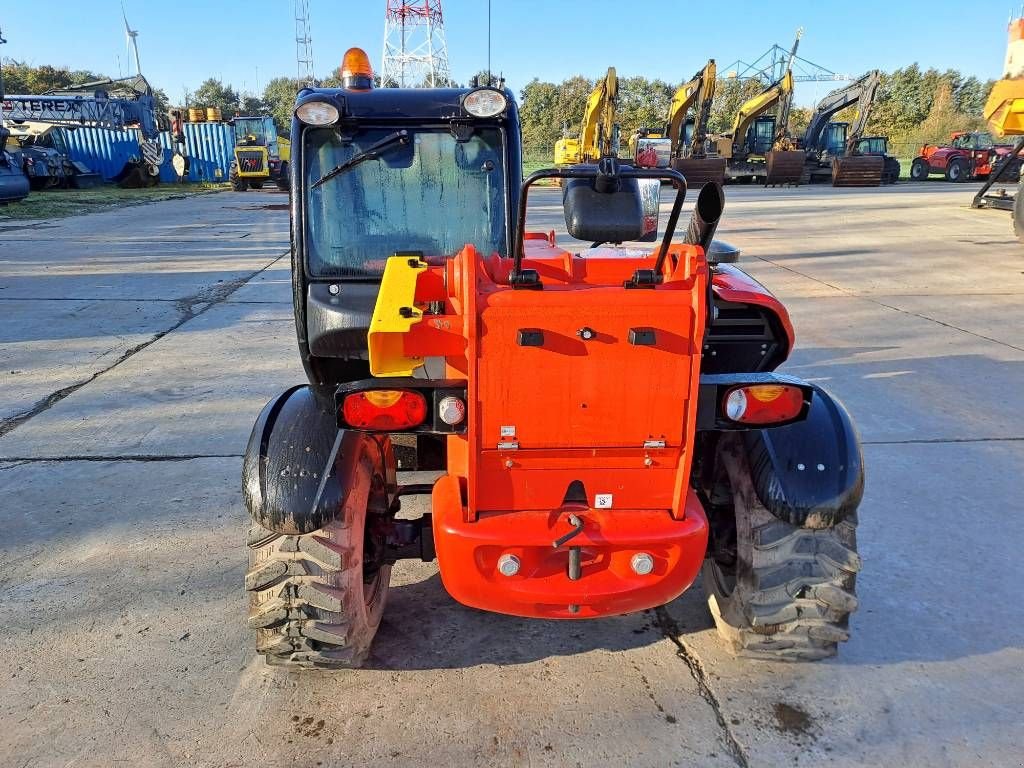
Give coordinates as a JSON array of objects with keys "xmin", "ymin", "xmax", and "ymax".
[{"xmin": 368, "ymin": 256, "xmax": 427, "ymax": 377}]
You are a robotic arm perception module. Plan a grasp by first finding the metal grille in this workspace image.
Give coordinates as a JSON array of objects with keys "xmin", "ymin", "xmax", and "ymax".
[
  {"xmin": 702, "ymin": 301, "xmax": 782, "ymax": 373},
  {"xmin": 237, "ymin": 151, "xmax": 265, "ymax": 174}
]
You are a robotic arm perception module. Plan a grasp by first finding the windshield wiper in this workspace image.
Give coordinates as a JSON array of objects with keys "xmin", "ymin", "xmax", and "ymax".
[{"xmin": 311, "ymin": 130, "xmax": 410, "ymax": 189}]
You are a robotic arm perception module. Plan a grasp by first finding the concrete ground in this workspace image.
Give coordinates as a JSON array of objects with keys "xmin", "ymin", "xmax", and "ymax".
[{"xmin": 1, "ymin": 183, "xmax": 1022, "ymax": 767}]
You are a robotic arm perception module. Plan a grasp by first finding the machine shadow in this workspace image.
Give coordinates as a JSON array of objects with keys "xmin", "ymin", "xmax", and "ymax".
[{"xmin": 366, "ymin": 571, "xmax": 715, "ymax": 671}]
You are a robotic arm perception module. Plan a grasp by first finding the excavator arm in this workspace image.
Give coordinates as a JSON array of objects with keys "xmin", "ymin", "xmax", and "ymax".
[
  {"xmin": 772, "ymin": 30, "xmax": 802, "ymax": 149},
  {"xmin": 579, "ymin": 67, "xmax": 619, "ymax": 161},
  {"xmin": 689, "ymin": 60, "xmax": 717, "ymax": 157},
  {"xmin": 553, "ymin": 68, "xmax": 619, "ymax": 165},
  {"xmin": 666, "ymin": 60, "xmax": 716, "ymax": 157},
  {"xmin": 801, "ymin": 70, "xmax": 881, "ymax": 155},
  {"xmin": 846, "ymin": 71, "xmax": 881, "ymax": 147}
]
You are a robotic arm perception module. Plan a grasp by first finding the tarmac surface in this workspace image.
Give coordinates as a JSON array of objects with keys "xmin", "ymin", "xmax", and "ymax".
[{"xmin": 1, "ymin": 183, "xmax": 1022, "ymax": 767}]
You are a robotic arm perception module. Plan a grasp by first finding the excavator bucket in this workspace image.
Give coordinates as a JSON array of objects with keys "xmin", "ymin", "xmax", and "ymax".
[
  {"xmin": 764, "ymin": 150, "xmax": 806, "ymax": 186},
  {"xmin": 671, "ymin": 158, "xmax": 727, "ymax": 187},
  {"xmin": 832, "ymin": 155, "xmax": 884, "ymax": 187}
]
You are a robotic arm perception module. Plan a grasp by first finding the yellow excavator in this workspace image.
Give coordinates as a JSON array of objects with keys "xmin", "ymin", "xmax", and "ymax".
[
  {"xmin": 627, "ymin": 60, "xmax": 725, "ymax": 186},
  {"xmin": 712, "ymin": 32, "xmax": 806, "ymax": 185},
  {"xmin": 554, "ymin": 68, "xmax": 619, "ymax": 166},
  {"xmin": 973, "ymin": 16, "xmax": 1024, "ymax": 241}
]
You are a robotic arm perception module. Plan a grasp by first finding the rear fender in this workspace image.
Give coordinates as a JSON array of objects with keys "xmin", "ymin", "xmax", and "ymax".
[
  {"xmin": 243, "ymin": 385, "xmax": 394, "ymax": 534},
  {"xmin": 734, "ymin": 386, "xmax": 863, "ymax": 528}
]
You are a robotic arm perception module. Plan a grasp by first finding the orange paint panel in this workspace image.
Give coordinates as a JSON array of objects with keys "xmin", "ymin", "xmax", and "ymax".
[{"xmin": 475, "ymin": 291, "xmax": 697, "ymax": 449}]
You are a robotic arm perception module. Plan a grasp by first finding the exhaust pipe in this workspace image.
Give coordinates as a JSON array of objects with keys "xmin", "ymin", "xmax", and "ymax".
[{"xmin": 683, "ymin": 181, "xmax": 724, "ymax": 252}]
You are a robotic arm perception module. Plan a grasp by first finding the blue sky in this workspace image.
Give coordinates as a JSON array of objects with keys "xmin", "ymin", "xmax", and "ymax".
[{"xmin": 0, "ymin": 0, "xmax": 1015, "ymax": 106}]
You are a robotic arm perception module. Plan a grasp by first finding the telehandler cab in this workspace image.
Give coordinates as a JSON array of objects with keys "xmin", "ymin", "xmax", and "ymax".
[{"xmin": 243, "ymin": 49, "xmax": 864, "ymax": 669}]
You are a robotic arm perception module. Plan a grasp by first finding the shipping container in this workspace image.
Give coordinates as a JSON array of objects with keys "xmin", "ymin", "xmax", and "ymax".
[
  {"xmin": 57, "ymin": 122, "xmax": 235, "ymax": 184},
  {"xmin": 62, "ymin": 126, "xmax": 141, "ymax": 180}
]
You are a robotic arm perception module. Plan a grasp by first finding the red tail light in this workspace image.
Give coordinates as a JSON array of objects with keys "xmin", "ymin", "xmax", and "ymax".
[
  {"xmin": 723, "ymin": 384, "xmax": 805, "ymax": 425},
  {"xmin": 341, "ymin": 390, "xmax": 427, "ymax": 430}
]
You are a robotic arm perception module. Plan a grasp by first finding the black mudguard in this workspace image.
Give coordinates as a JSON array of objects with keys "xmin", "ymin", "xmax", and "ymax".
[
  {"xmin": 243, "ymin": 385, "xmax": 394, "ymax": 535},
  {"xmin": 740, "ymin": 386, "xmax": 864, "ymax": 528}
]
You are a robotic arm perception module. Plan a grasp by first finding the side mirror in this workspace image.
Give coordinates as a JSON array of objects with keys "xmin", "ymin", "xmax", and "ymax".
[
  {"xmin": 562, "ymin": 163, "xmax": 645, "ymax": 243},
  {"xmin": 636, "ymin": 178, "xmax": 661, "ymax": 242}
]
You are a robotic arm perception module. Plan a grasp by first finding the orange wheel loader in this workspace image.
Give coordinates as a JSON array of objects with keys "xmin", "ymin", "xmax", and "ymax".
[{"xmin": 242, "ymin": 49, "xmax": 864, "ymax": 668}]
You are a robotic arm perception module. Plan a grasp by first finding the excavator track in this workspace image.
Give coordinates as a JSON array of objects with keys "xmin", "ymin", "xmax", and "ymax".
[
  {"xmin": 671, "ymin": 158, "xmax": 727, "ymax": 188},
  {"xmin": 764, "ymin": 150, "xmax": 806, "ymax": 186},
  {"xmin": 832, "ymin": 156, "xmax": 884, "ymax": 187}
]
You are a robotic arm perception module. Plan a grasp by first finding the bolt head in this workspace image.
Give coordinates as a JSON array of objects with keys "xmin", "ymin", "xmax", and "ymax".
[
  {"xmin": 631, "ymin": 552, "xmax": 655, "ymax": 576},
  {"xmin": 497, "ymin": 554, "xmax": 520, "ymax": 577},
  {"xmin": 328, "ymin": 283, "xmax": 341, "ymax": 295}
]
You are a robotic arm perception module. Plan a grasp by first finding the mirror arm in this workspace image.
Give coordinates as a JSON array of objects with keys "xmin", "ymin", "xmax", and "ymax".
[{"xmin": 513, "ymin": 166, "xmax": 687, "ymax": 285}]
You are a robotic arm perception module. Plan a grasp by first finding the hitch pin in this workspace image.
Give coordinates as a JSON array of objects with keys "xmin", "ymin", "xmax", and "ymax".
[
  {"xmin": 553, "ymin": 514, "xmax": 585, "ymax": 582},
  {"xmin": 552, "ymin": 514, "xmax": 584, "ymax": 549}
]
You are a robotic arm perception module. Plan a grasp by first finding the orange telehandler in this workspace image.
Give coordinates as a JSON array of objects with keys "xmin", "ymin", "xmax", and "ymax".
[{"xmin": 243, "ymin": 48, "xmax": 864, "ymax": 668}]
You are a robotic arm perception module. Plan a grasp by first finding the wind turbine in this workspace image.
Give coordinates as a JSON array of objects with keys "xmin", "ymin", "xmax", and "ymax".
[{"xmin": 122, "ymin": 4, "xmax": 141, "ymax": 75}]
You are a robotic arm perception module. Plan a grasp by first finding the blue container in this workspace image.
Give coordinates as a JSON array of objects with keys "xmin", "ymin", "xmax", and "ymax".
[
  {"xmin": 63, "ymin": 126, "xmax": 141, "ymax": 180},
  {"xmin": 61, "ymin": 122, "xmax": 235, "ymax": 183},
  {"xmin": 160, "ymin": 122, "xmax": 235, "ymax": 183}
]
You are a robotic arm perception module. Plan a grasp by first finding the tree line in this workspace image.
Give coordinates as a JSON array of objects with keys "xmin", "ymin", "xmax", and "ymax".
[
  {"xmin": 2, "ymin": 59, "xmax": 994, "ymax": 160},
  {"xmin": 520, "ymin": 65, "xmax": 994, "ymax": 160}
]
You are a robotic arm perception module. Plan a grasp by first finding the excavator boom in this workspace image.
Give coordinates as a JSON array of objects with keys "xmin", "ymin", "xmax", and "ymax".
[
  {"xmin": 730, "ymin": 70, "xmax": 792, "ymax": 149},
  {"xmin": 666, "ymin": 60, "xmax": 716, "ymax": 157},
  {"xmin": 802, "ymin": 70, "xmax": 881, "ymax": 156},
  {"xmin": 689, "ymin": 60, "xmax": 717, "ymax": 157},
  {"xmin": 773, "ymin": 30, "xmax": 802, "ymax": 148},
  {"xmin": 584, "ymin": 67, "xmax": 618, "ymax": 160}
]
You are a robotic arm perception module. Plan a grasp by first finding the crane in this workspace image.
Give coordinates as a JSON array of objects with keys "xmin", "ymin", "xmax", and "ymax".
[{"xmin": 3, "ymin": 75, "xmax": 164, "ymax": 187}]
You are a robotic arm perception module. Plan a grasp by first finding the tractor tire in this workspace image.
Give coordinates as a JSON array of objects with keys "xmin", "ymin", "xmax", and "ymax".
[
  {"xmin": 910, "ymin": 158, "xmax": 929, "ymax": 181},
  {"xmin": 276, "ymin": 162, "xmax": 290, "ymax": 192},
  {"xmin": 946, "ymin": 159, "xmax": 968, "ymax": 183},
  {"xmin": 231, "ymin": 173, "xmax": 248, "ymax": 192},
  {"xmin": 245, "ymin": 451, "xmax": 392, "ymax": 669},
  {"xmin": 1013, "ymin": 180, "xmax": 1024, "ymax": 243},
  {"xmin": 703, "ymin": 435, "xmax": 861, "ymax": 661}
]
